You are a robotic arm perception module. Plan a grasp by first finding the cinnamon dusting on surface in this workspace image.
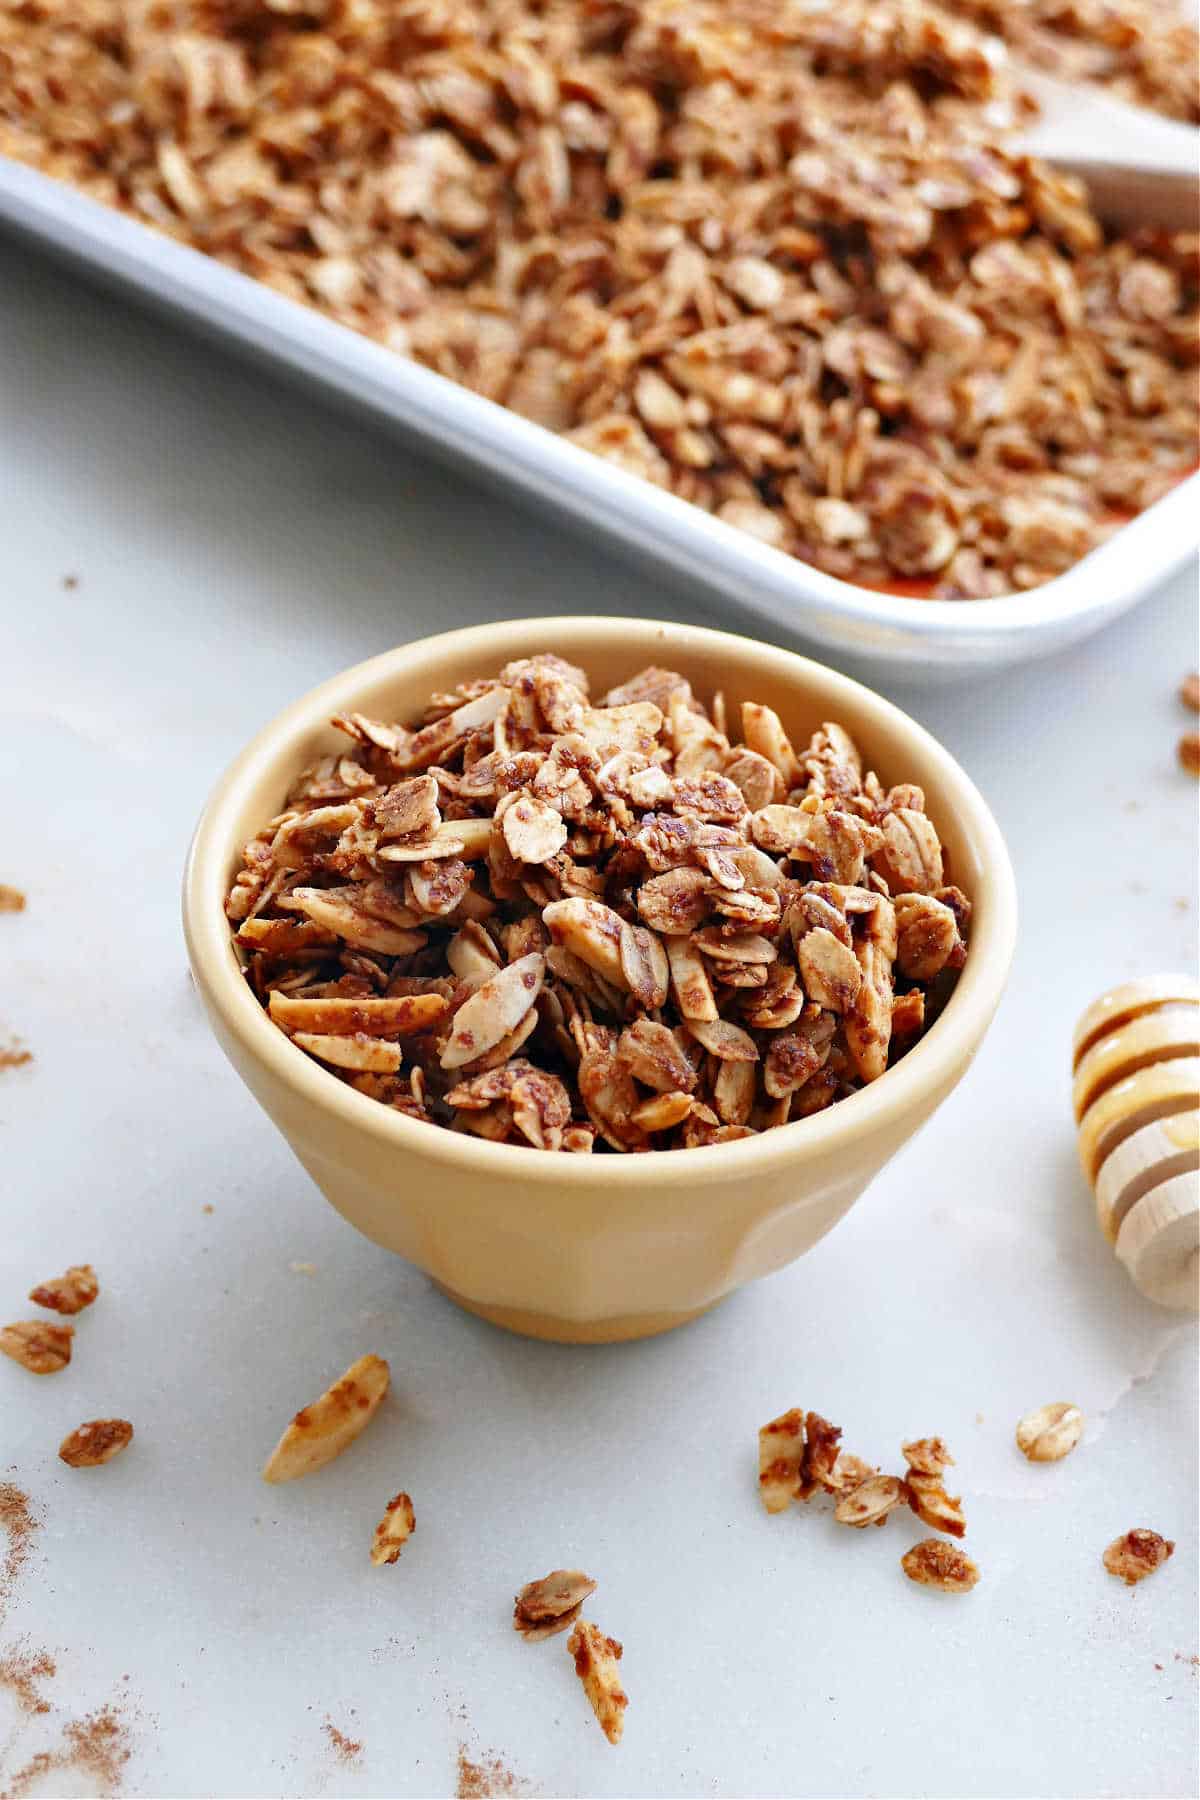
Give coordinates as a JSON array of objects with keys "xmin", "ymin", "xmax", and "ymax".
[
  {"xmin": 456, "ymin": 1745, "xmax": 525, "ymax": 1797},
  {"xmin": 0, "ymin": 1042, "xmax": 32, "ymax": 1072},
  {"xmin": 322, "ymin": 1720, "xmax": 363, "ymax": 1763},
  {"xmin": 0, "ymin": 888, "xmax": 24, "ymax": 914},
  {"xmin": 0, "ymin": 1646, "xmax": 55, "ymax": 1715},
  {"xmin": 2, "ymin": 1707, "xmax": 133, "ymax": 1798},
  {"xmin": 0, "ymin": 1485, "xmax": 39, "ymax": 1622}
]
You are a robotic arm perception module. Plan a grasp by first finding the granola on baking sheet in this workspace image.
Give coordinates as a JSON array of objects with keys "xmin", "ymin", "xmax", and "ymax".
[
  {"xmin": 2, "ymin": 1, "xmax": 1196, "ymax": 598},
  {"xmin": 226, "ymin": 656, "xmax": 970, "ymax": 1152}
]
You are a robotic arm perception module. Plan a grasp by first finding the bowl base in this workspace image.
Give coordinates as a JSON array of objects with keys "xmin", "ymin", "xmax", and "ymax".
[{"xmin": 433, "ymin": 1281, "xmax": 721, "ymax": 1344}]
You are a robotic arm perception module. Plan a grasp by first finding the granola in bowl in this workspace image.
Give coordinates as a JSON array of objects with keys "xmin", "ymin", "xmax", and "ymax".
[
  {"xmin": 2, "ymin": 1, "xmax": 1196, "ymax": 601},
  {"xmin": 226, "ymin": 654, "xmax": 969, "ymax": 1153}
]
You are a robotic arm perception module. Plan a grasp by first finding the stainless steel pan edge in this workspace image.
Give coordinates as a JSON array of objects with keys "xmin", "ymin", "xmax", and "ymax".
[{"xmin": 3, "ymin": 157, "xmax": 1196, "ymax": 681}]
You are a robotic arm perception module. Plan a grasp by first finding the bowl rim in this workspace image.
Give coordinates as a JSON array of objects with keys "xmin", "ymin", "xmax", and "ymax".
[{"xmin": 182, "ymin": 616, "xmax": 1018, "ymax": 1188}]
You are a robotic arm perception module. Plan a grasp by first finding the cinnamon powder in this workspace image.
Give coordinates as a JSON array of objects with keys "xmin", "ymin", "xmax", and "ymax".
[
  {"xmin": 0, "ymin": 888, "xmax": 24, "ymax": 914},
  {"xmin": 456, "ymin": 1746, "xmax": 524, "ymax": 1798},
  {"xmin": 322, "ymin": 1720, "xmax": 363, "ymax": 1763},
  {"xmin": 0, "ymin": 1646, "xmax": 55, "ymax": 1715},
  {"xmin": 0, "ymin": 1485, "xmax": 39, "ymax": 1621},
  {"xmin": 0, "ymin": 1044, "xmax": 32, "ymax": 1073},
  {"xmin": 1, "ymin": 1708, "xmax": 133, "ymax": 1798}
]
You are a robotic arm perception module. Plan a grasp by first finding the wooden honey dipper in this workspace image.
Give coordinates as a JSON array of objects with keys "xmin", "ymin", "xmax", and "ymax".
[{"xmin": 1073, "ymin": 976, "xmax": 1199, "ymax": 1312}]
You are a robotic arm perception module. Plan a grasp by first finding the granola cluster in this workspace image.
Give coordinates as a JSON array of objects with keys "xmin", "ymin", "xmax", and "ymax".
[
  {"xmin": 226, "ymin": 655, "xmax": 970, "ymax": 1152},
  {"xmin": 2, "ymin": 1, "xmax": 1196, "ymax": 597}
]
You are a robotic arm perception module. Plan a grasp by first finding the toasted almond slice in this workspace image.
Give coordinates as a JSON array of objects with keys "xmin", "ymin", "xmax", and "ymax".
[
  {"xmin": 370, "ymin": 1492, "xmax": 415, "ymax": 1565},
  {"xmin": 630, "ymin": 1091, "xmax": 697, "ymax": 1131},
  {"xmin": 0, "ymin": 1320, "xmax": 73, "ymax": 1374},
  {"xmin": 758, "ymin": 1407, "xmax": 805, "ymax": 1514},
  {"xmin": 666, "ymin": 938, "xmax": 717, "ymax": 1022},
  {"xmin": 713, "ymin": 1057, "xmax": 756, "ymax": 1125},
  {"xmin": 751, "ymin": 805, "xmax": 813, "ymax": 854},
  {"xmin": 1015, "ymin": 1403, "xmax": 1085, "ymax": 1463},
  {"xmin": 901, "ymin": 1539, "xmax": 979, "ymax": 1592},
  {"xmin": 447, "ymin": 922, "xmax": 503, "ymax": 989},
  {"xmin": 503, "ymin": 792, "xmax": 569, "ymax": 865},
  {"xmin": 290, "ymin": 887, "xmax": 428, "ymax": 955},
  {"xmin": 797, "ymin": 927, "xmax": 862, "ymax": 1012},
  {"xmin": 636, "ymin": 868, "xmax": 711, "ymax": 936},
  {"xmin": 906, "ymin": 1472, "xmax": 966, "ymax": 1538},
  {"xmin": 742, "ymin": 702, "xmax": 801, "ymax": 786},
  {"xmin": 441, "ymin": 953, "xmax": 545, "ymax": 1070},
  {"xmin": 619, "ymin": 922, "xmax": 669, "ymax": 1009},
  {"xmin": 398, "ymin": 687, "xmax": 509, "ymax": 770},
  {"xmin": 269, "ymin": 803, "xmax": 361, "ymax": 870},
  {"xmin": 514, "ymin": 1569, "xmax": 597, "ymax": 1640},
  {"xmin": 332, "ymin": 711, "xmax": 408, "ymax": 754},
  {"xmin": 59, "ymin": 1419, "xmax": 133, "ymax": 1468},
  {"xmin": 687, "ymin": 1018, "xmax": 759, "ymax": 1061},
  {"xmin": 616, "ymin": 1019, "xmax": 697, "ymax": 1094},
  {"xmin": 454, "ymin": 1004, "xmax": 539, "ymax": 1075},
  {"xmin": 269, "ymin": 991, "xmax": 447, "ymax": 1038},
  {"xmin": 692, "ymin": 930, "xmax": 777, "ymax": 965},
  {"xmin": 263, "ymin": 1353, "xmax": 389, "ymax": 1483},
  {"xmin": 375, "ymin": 834, "xmax": 465, "ymax": 863},
  {"xmin": 874, "ymin": 809, "xmax": 943, "ymax": 894},
  {"xmin": 566, "ymin": 1620, "xmax": 628, "ymax": 1746},
  {"xmin": 543, "ymin": 898, "xmax": 628, "ymax": 988},
  {"xmin": 29, "ymin": 1264, "xmax": 98, "ymax": 1315},
  {"xmin": 374, "ymin": 774, "xmax": 440, "ymax": 840},
  {"xmin": 578, "ymin": 1047, "xmax": 648, "ymax": 1152},
  {"xmin": 834, "ymin": 1475, "xmax": 907, "ymax": 1528},
  {"xmin": 724, "ymin": 749, "xmax": 784, "ymax": 811},
  {"xmin": 626, "ymin": 764, "xmax": 675, "ymax": 807},
  {"xmin": 293, "ymin": 1032, "xmax": 404, "ymax": 1073},
  {"xmin": 236, "ymin": 916, "xmax": 337, "ymax": 955}
]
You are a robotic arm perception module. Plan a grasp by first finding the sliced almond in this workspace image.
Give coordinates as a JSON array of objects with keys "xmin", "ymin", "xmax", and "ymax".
[
  {"xmin": 447, "ymin": 922, "xmax": 502, "ymax": 988},
  {"xmin": 630, "ymin": 1091, "xmax": 697, "ymax": 1132},
  {"xmin": 834, "ymin": 1474, "xmax": 907, "ymax": 1528},
  {"xmin": 263, "ymin": 1353, "xmax": 390, "ymax": 1483},
  {"xmin": 290, "ymin": 887, "xmax": 427, "ymax": 955},
  {"xmin": 758, "ymin": 1407, "xmax": 805, "ymax": 1514},
  {"xmin": 687, "ymin": 1018, "xmax": 759, "ymax": 1061},
  {"xmin": 666, "ymin": 937, "xmax": 717, "ymax": 1021},
  {"xmin": 543, "ymin": 898, "xmax": 628, "ymax": 988},
  {"xmin": 440, "ymin": 953, "xmax": 545, "ymax": 1070},
  {"xmin": 742, "ymin": 702, "xmax": 801, "ymax": 786},
  {"xmin": 566, "ymin": 1620, "xmax": 628, "ymax": 1746},
  {"xmin": 616, "ymin": 1019, "xmax": 697, "ymax": 1094},
  {"xmin": 59, "ymin": 1419, "xmax": 133, "ymax": 1468},
  {"xmin": 901, "ymin": 1539, "xmax": 980, "ymax": 1592},
  {"xmin": 619, "ymin": 922, "xmax": 669, "ymax": 1009},
  {"xmin": 797, "ymin": 927, "xmax": 862, "ymax": 1012},
  {"xmin": 293, "ymin": 1032, "xmax": 404, "ymax": 1073},
  {"xmin": 0, "ymin": 1320, "xmax": 73, "ymax": 1374},
  {"xmin": 514, "ymin": 1569, "xmax": 597, "ymax": 1640},
  {"xmin": 29, "ymin": 1264, "xmax": 98, "ymax": 1316},
  {"xmin": 269, "ymin": 991, "xmax": 447, "ymax": 1038}
]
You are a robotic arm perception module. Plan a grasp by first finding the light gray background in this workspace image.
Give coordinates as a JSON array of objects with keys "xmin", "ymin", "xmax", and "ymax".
[{"xmin": 1, "ymin": 241, "xmax": 1197, "ymax": 1800}]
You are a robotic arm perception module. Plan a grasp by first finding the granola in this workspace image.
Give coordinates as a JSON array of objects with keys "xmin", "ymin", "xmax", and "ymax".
[
  {"xmin": 370, "ymin": 1491, "xmax": 416, "ymax": 1565},
  {"xmin": 262, "ymin": 1353, "xmax": 390, "ymax": 1483},
  {"xmin": 28, "ymin": 1264, "xmax": 99, "ymax": 1316},
  {"xmin": 1102, "ymin": 1527, "xmax": 1175, "ymax": 1584},
  {"xmin": 514, "ymin": 1569, "xmax": 597, "ymax": 1640},
  {"xmin": 2, "ymin": 1, "xmax": 1195, "ymax": 598},
  {"xmin": 901, "ymin": 1538, "xmax": 981, "ymax": 1592},
  {"xmin": 228, "ymin": 657, "xmax": 969, "ymax": 1152},
  {"xmin": 566, "ymin": 1619, "xmax": 628, "ymax": 1745},
  {"xmin": 0, "ymin": 1320, "xmax": 73, "ymax": 1375},
  {"xmin": 59, "ymin": 1419, "xmax": 134, "ymax": 1468}
]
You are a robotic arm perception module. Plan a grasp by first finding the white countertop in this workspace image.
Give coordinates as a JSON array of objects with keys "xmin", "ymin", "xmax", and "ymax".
[{"xmin": 1, "ymin": 241, "xmax": 1197, "ymax": 1800}]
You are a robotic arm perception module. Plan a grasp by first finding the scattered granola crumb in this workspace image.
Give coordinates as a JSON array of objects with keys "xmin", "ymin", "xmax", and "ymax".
[
  {"xmin": 370, "ymin": 1492, "xmax": 415, "ymax": 1566},
  {"xmin": 566, "ymin": 1619, "xmax": 628, "ymax": 1746},
  {"xmin": 262, "ymin": 1353, "xmax": 389, "ymax": 1482},
  {"xmin": 289, "ymin": 1261, "xmax": 317, "ymax": 1276},
  {"xmin": 29, "ymin": 1264, "xmax": 99, "ymax": 1316},
  {"xmin": 0, "ymin": 1483, "xmax": 39, "ymax": 1621},
  {"xmin": 61, "ymin": 574, "xmax": 79, "ymax": 591},
  {"xmin": 201, "ymin": 1205, "xmax": 214, "ymax": 1215},
  {"xmin": 901, "ymin": 1538, "xmax": 980, "ymax": 1593},
  {"xmin": 2, "ymin": 1707, "xmax": 134, "ymax": 1798},
  {"xmin": 1103, "ymin": 1529, "xmax": 1175, "ymax": 1586},
  {"xmin": 0, "ymin": 885, "xmax": 25, "ymax": 913},
  {"xmin": 0, "ymin": 1645, "xmax": 56, "ymax": 1714},
  {"xmin": 1180, "ymin": 674, "xmax": 1200, "ymax": 714},
  {"xmin": 456, "ymin": 1745, "xmax": 524, "ymax": 1798},
  {"xmin": 59, "ymin": 1420, "xmax": 134, "ymax": 1469},
  {"xmin": 322, "ymin": 1720, "xmax": 363, "ymax": 1764},
  {"xmin": 0, "ymin": 1040, "xmax": 33, "ymax": 1072},
  {"xmin": 1178, "ymin": 734, "xmax": 1200, "ymax": 778},
  {"xmin": 1174, "ymin": 1652, "xmax": 1199, "ymax": 1669},
  {"xmin": 0, "ymin": 1320, "xmax": 73, "ymax": 1375},
  {"xmin": 1015, "ymin": 1402, "xmax": 1084, "ymax": 1463},
  {"xmin": 514, "ymin": 1569, "xmax": 597, "ymax": 1640}
]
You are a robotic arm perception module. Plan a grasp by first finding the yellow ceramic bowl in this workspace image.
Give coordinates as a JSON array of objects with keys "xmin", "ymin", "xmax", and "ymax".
[{"xmin": 183, "ymin": 618, "xmax": 1017, "ymax": 1342}]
